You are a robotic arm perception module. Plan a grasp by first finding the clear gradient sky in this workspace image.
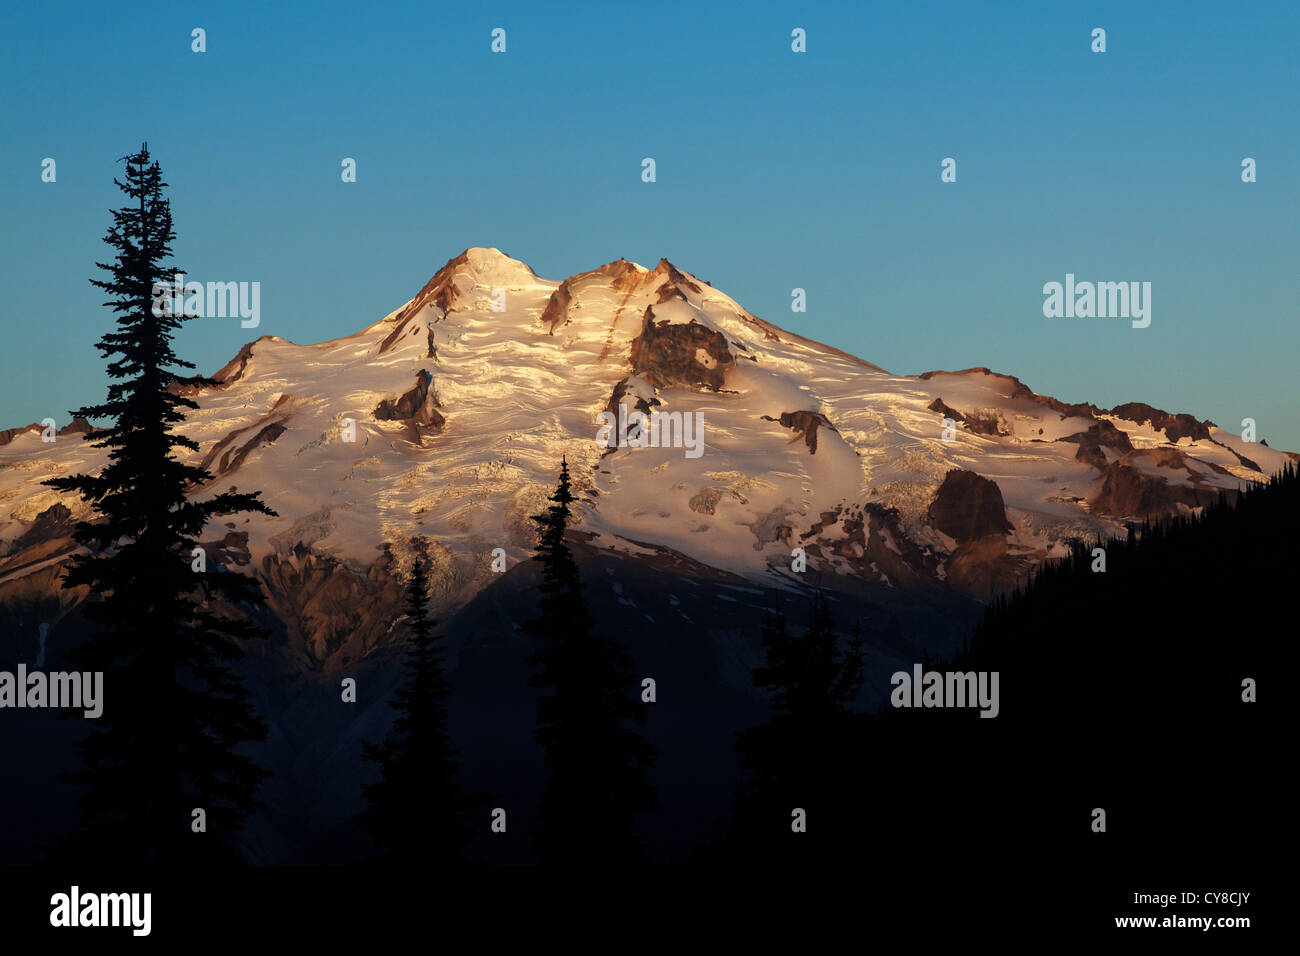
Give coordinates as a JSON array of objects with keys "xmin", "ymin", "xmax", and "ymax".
[{"xmin": 2, "ymin": 1, "xmax": 1297, "ymax": 447}]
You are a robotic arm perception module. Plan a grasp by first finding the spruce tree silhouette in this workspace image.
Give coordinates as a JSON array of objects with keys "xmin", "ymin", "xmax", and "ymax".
[
  {"xmin": 42, "ymin": 144, "xmax": 276, "ymax": 867},
  {"xmin": 730, "ymin": 590, "xmax": 866, "ymax": 864},
  {"xmin": 526, "ymin": 457, "xmax": 655, "ymax": 867},
  {"xmin": 360, "ymin": 537, "xmax": 473, "ymax": 864}
]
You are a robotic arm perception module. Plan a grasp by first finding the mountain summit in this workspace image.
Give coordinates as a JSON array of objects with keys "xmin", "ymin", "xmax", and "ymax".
[{"xmin": 1, "ymin": 249, "xmax": 1292, "ymax": 674}]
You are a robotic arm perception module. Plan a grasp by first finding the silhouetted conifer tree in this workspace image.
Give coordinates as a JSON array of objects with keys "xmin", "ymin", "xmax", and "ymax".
[
  {"xmin": 527, "ymin": 457, "xmax": 655, "ymax": 866},
  {"xmin": 43, "ymin": 144, "xmax": 275, "ymax": 866},
  {"xmin": 360, "ymin": 539, "xmax": 472, "ymax": 863},
  {"xmin": 731, "ymin": 590, "xmax": 866, "ymax": 862}
]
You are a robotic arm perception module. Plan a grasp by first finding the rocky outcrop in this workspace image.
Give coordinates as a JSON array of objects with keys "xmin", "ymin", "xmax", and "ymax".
[
  {"xmin": 923, "ymin": 470, "xmax": 1023, "ymax": 599},
  {"xmin": 210, "ymin": 339, "xmax": 262, "ymax": 387},
  {"xmin": 1090, "ymin": 461, "xmax": 1216, "ymax": 519},
  {"xmin": 762, "ymin": 410, "xmax": 836, "ymax": 454},
  {"xmin": 689, "ymin": 487, "xmax": 725, "ymax": 515},
  {"xmin": 0, "ymin": 423, "xmax": 41, "ymax": 446},
  {"xmin": 604, "ymin": 377, "xmax": 658, "ymax": 418},
  {"xmin": 651, "ymin": 258, "xmax": 703, "ymax": 297},
  {"xmin": 0, "ymin": 417, "xmax": 92, "ymax": 447},
  {"xmin": 257, "ymin": 548, "xmax": 403, "ymax": 673},
  {"xmin": 1060, "ymin": 420, "xmax": 1135, "ymax": 469},
  {"xmin": 175, "ymin": 337, "xmax": 278, "ymax": 396},
  {"xmin": 209, "ymin": 421, "xmax": 286, "ymax": 476},
  {"xmin": 199, "ymin": 396, "xmax": 293, "ymax": 479},
  {"xmin": 926, "ymin": 397, "xmax": 1007, "ymax": 436},
  {"xmin": 927, "ymin": 470, "xmax": 1014, "ymax": 544},
  {"xmin": 920, "ymin": 368, "xmax": 1099, "ymax": 419},
  {"xmin": 378, "ymin": 251, "xmax": 474, "ymax": 353},
  {"xmin": 58, "ymin": 418, "xmax": 92, "ymax": 438},
  {"xmin": 1107, "ymin": 402, "xmax": 1213, "ymax": 443},
  {"xmin": 0, "ymin": 503, "xmax": 80, "ymax": 580},
  {"xmin": 797, "ymin": 501, "xmax": 945, "ymax": 592},
  {"xmin": 12, "ymin": 503, "xmax": 74, "ymax": 550},
  {"xmin": 198, "ymin": 529, "xmax": 253, "ymax": 568},
  {"xmin": 539, "ymin": 278, "xmax": 575, "ymax": 333},
  {"xmin": 373, "ymin": 369, "xmax": 445, "ymax": 443},
  {"xmin": 628, "ymin": 308, "xmax": 734, "ymax": 390}
]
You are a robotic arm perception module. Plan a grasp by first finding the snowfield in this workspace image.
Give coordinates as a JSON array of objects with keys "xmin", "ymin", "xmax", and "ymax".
[{"xmin": 1, "ymin": 247, "xmax": 1292, "ymax": 666}]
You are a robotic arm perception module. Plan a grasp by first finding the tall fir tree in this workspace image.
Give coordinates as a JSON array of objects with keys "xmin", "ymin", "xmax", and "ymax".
[
  {"xmin": 43, "ymin": 144, "xmax": 276, "ymax": 866},
  {"xmin": 731, "ymin": 590, "xmax": 866, "ymax": 861},
  {"xmin": 360, "ymin": 537, "xmax": 473, "ymax": 864},
  {"xmin": 526, "ymin": 457, "xmax": 656, "ymax": 867}
]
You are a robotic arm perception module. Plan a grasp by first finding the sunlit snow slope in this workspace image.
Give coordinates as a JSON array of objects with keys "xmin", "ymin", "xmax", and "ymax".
[{"xmin": 2, "ymin": 248, "xmax": 1292, "ymax": 671}]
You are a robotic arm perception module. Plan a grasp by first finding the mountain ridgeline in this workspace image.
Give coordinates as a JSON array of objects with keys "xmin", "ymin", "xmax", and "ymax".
[{"xmin": 2, "ymin": 247, "xmax": 1293, "ymax": 686}]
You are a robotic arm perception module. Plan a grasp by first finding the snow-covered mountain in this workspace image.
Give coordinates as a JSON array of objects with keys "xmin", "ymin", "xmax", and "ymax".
[{"xmin": 2, "ymin": 247, "xmax": 1292, "ymax": 675}]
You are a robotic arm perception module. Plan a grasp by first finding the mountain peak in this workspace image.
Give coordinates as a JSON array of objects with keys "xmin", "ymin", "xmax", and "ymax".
[
  {"xmin": 651, "ymin": 258, "xmax": 704, "ymax": 290},
  {"xmin": 427, "ymin": 247, "xmax": 541, "ymax": 290},
  {"xmin": 3, "ymin": 248, "xmax": 1296, "ymax": 682},
  {"xmin": 371, "ymin": 248, "xmax": 547, "ymax": 352},
  {"xmin": 457, "ymin": 246, "xmax": 538, "ymax": 281}
]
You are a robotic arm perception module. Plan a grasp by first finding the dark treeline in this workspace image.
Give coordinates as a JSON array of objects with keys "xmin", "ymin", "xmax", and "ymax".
[
  {"xmin": 931, "ymin": 465, "xmax": 1289, "ymax": 880},
  {"xmin": 702, "ymin": 465, "xmax": 1288, "ymax": 881}
]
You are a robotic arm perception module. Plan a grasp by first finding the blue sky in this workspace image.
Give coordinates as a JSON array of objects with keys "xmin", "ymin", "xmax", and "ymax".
[{"xmin": 2, "ymin": 0, "xmax": 1297, "ymax": 448}]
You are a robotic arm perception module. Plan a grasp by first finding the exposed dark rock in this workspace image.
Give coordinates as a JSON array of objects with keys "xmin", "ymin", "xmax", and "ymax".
[
  {"xmin": 656, "ymin": 281, "xmax": 688, "ymax": 304},
  {"xmin": 761, "ymin": 410, "xmax": 835, "ymax": 454},
  {"xmin": 56, "ymin": 418, "xmax": 92, "ymax": 437},
  {"xmin": 604, "ymin": 377, "xmax": 658, "ymax": 418},
  {"xmin": 628, "ymin": 307, "xmax": 734, "ymax": 390},
  {"xmin": 198, "ymin": 530, "xmax": 252, "ymax": 568},
  {"xmin": 798, "ymin": 502, "xmax": 945, "ymax": 592},
  {"xmin": 258, "ymin": 547, "xmax": 404, "ymax": 674},
  {"xmin": 13, "ymin": 503, "xmax": 74, "ymax": 551},
  {"xmin": 651, "ymin": 258, "xmax": 703, "ymax": 295},
  {"xmin": 0, "ymin": 424, "xmax": 40, "ymax": 446},
  {"xmin": 926, "ymin": 397, "xmax": 1005, "ymax": 436},
  {"xmin": 927, "ymin": 397, "xmax": 962, "ymax": 420},
  {"xmin": 211, "ymin": 339, "xmax": 260, "ymax": 386},
  {"xmin": 1090, "ymin": 461, "xmax": 1216, "ymax": 519},
  {"xmin": 920, "ymin": 367, "xmax": 1101, "ymax": 420},
  {"xmin": 200, "ymin": 405, "xmax": 290, "ymax": 478},
  {"xmin": 1106, "ymin": 402, "xmax": 1213, "ymax": 443},
  {"xmin": 222, "ymin": 422, "xmax": 285, "ymax": 475},
  {"xmin": 0, "ymin": 417, "xmax": 86, "ymax": 446},
  {"xmin": 540, "ymin": 279, "xmax": 574, "ymax": 333},
  {"xmin": 927, "ymin": 469, "xmax": 1014, "ymax": 544},
  {"xmin": 1060, "ymin": 420, "xmax": 1135, "ymax": 469},
  {"xmin": 181, "ymin": 336, "xmax": 277, "ymax": 395},
  {"xmin": 373, "ymin": 369, "xmax": 446, "ymax": 440}
]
